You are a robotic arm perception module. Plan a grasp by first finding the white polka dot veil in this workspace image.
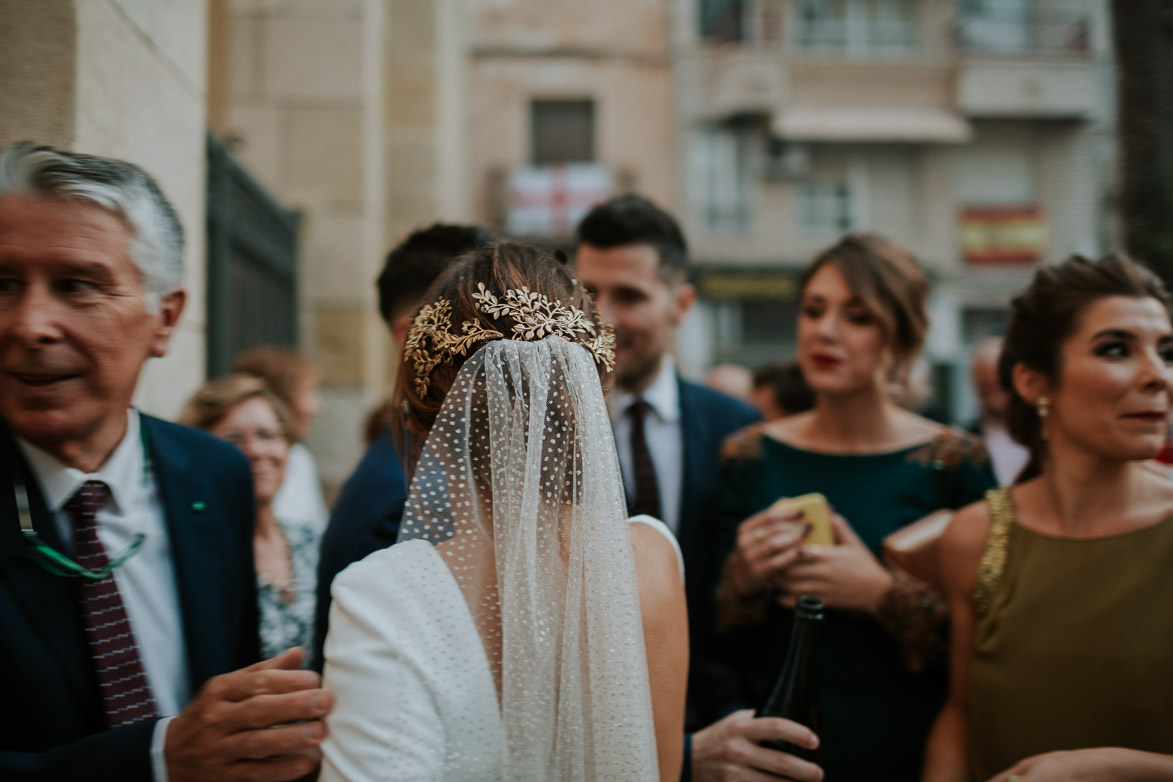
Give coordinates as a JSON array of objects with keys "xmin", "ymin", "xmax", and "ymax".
[{"xmin": 397, "ymin": 335, "xmax": 659, "ymax": 780}]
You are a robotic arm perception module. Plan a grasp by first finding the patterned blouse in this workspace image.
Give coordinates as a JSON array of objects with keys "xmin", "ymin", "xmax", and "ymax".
[{"xmin": 257, "ymin": 520, "xmax": 320, "ymax": 663}]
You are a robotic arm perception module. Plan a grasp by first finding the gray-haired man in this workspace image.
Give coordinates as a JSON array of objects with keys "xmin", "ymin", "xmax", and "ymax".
[{"xmin": 0, "ymin": 143, "xmax": 330, "ymax": 782}]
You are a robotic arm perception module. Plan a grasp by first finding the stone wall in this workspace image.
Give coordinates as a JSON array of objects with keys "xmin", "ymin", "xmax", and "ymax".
[
  {"xmin": 0, "ymin": 0, "xmax": 209, "ymax": 420},
  {"xmin": 217, "ymin": 0, "xmax": 467, "ymax": 490}
]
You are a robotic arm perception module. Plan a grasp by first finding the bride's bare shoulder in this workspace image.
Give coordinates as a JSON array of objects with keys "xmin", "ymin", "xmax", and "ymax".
[{"xmin": 629, "ymin": 520, "xmax": 684, "ymax": 594}]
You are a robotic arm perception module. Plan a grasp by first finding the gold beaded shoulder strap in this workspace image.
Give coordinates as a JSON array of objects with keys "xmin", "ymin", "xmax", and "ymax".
[{"xmin": 973, "ymin": 486, "xmax": 1015, "ymax": 617}]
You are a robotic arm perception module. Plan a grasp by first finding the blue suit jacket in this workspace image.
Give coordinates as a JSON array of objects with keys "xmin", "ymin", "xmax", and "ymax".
[
  {"xmin": 671, "ymin": 378, "xmax": 760, "ymax": 733},
  {"xmin": 673, "ymin": 377, "xmax": 761, "ymax": 586},
  {"xmin": 0, "ymin": 415, "xmax": 260, "ymax": 781},
  {"xmin": 312, "ymin": 430, "xmax": 406, "ymax": 670}
]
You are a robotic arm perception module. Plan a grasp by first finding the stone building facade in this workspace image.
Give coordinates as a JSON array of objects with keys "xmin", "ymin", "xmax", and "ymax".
[{"xmin": 1, "ymin": 0, "xmax": 1118, "ymax": 484}]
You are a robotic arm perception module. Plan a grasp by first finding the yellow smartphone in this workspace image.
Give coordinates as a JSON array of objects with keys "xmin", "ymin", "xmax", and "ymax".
[{"xmin": 772, "ymin": 492, "xmax": 835, "ymax": 546}]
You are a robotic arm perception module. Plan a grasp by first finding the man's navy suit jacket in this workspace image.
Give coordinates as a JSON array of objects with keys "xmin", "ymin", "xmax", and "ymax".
[
  {"xmin": 0, "ymin": 414, "xmax": 260, "ymax": 781},
  {"xmin": 673, "ymin": 376, "xmax": 761, "ymax": 586},
  {"xmin": 672, "ymin": 377, "xmax": 760, "ymax": 734},
  {"xmin": 312, "ymin": 430, "xmax": 406, "ymax": 670}
]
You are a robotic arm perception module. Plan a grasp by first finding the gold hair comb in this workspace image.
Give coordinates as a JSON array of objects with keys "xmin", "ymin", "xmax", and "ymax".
[{"xmin": 405, "ymin": 283, "xmax": 615, "ymax": 396}]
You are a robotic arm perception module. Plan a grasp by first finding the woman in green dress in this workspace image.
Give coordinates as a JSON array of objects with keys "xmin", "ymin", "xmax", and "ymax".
[
  {"xmin": 704, "ymin": 234, "xmax": 994, "ymax": 781},
  {"xmin": 924, "ymin": 254, "xmax": 1173, "ymax": 781}
]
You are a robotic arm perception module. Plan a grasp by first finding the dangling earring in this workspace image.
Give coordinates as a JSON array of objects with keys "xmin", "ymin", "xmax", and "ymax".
[{"xmin": 1036, "ymin": 396, "xmax": 1051, "ymax": 440}]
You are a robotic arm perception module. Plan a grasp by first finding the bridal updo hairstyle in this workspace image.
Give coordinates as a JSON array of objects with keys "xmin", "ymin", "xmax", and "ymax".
[
  {"xmin": 999, "ymin": 253, "xmax": 1172, "ymax": 482},
  {"xmin": 802, "ymin": 233, "xmax": 931, "ymax": 381},
  {"xmin": 393, "ymin": 241, "xmax": 610, "ymax": 447}
]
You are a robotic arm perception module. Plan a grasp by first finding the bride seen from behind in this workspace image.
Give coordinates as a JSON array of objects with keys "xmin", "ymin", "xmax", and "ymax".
[{"xmin": 319, "ymin": 242, "xmax": 687, "ymax": 781}]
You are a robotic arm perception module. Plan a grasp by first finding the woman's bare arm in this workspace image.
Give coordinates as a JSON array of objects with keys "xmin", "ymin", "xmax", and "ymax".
[
  {"xmin": 987, "ymin": 748, "xmax": 1173, "ymax": 781},
  {"xmin": 923, "ymin": 500, "xmax": 990, "ymax": 782},
  {"xmin": 630, "ymin": 523, "xmax": 689, "ymax": 782}
]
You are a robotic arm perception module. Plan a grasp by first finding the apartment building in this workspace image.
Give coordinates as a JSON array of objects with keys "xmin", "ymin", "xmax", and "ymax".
[
  {"xmin": 469, "ymin": 0, "xmax": 1113, "ymax": 418},
  {"xmin": 465, "ymin": 0, "xmax": 679, "ymax": 240},
  {"xmin": 4, "ymin": 1, "xmax": 1111, "ymax": 483},
  {"xmin": 672, "ymin": 0, "xmax": 1114, "ymax": 416}
]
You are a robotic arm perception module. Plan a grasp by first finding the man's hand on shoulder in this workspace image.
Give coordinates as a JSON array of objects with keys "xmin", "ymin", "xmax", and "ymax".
[
  {"xmin": 691, "ymin": 709, "xmax": 823, "ymax": 782},
  {"xmin": 165, "ymin": 648, "xmax": 333, "ymax": 782}
]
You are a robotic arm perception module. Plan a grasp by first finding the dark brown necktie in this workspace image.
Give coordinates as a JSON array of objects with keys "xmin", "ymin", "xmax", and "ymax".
[
  {"xmin": 627, "ymin": 399, "xmax": 662, "ymax": 519},
  {"xmin": 65, "ymin": 480, "xmax": 159, "ymax": 728}
]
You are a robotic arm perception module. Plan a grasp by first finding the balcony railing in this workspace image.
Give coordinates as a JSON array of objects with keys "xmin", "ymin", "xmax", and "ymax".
[
  {"xmin": 695, "ymin": 3, "xmax": 1091, "ymax": 59},
  {"xmin": 796, "ymin": 18, "xmax": 918, "ymax": 57},
  {"xmin": 954, "ymin": 11, "xmax": 1090, "ymax": 56}
]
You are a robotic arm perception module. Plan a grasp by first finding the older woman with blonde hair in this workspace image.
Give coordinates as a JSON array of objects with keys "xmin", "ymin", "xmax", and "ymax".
[{"xmin": 180, "ymin": 373, "xmax": 320, "ymax": 662}]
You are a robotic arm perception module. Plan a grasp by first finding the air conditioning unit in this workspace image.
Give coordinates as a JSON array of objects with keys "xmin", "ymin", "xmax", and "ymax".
[{"xmin": 761, "ymin": 138, "xmax": 810, "ymax": 181}]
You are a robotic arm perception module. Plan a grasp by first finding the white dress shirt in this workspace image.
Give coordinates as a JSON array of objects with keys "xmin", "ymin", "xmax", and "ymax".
[
  {"xmin": 610, "ymin": 356, "xmax": 684, "ymax": 535},
  {"xmin": 17, "ymin": 409, "xmax": 191, "ymax": 780},
  {"xmin": 980, "ymin": 417, "xmax": 1030, "ymax": 486}
]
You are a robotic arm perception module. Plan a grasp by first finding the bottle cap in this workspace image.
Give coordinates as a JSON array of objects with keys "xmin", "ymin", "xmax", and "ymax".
[{"xmin": 795, "ymin": 594, "xmax": 825, "ymax": 620}]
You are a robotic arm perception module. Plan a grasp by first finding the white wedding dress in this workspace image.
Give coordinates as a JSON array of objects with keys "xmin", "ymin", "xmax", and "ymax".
[
  {"xmin": 319, "ymin": 516, "xmax": 681, "ymax": 782},
  {"xmin": 320, "ymin": 336, "xmax": 669, "ymax": 781}
]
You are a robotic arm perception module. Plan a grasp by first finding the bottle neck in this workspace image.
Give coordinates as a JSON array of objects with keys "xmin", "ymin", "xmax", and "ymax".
[{"xmin": 779, "ymin": 610, "xmax": 820, "ymax": 686}]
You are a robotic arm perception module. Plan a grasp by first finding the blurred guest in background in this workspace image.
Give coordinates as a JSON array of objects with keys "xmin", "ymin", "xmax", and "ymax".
[
  {"xmin": 704, "ymin": 362, "xmax": 754, "ymax": 402},
  {"xmin": 751, "ymin": 360, "xmax": 815, "ymax": 421},
  {"xmin": 181, "ymin": 374, "xmax": 319, "ymax": 662},
  {"xmin": 575, "ymin": 196, "xmax": 760, "ymax": 561},
  {"xmin": 967, "ymin": 336, "xmax": 1029, "ymax": 485},
  {"xmin": 707, "ymin": 234, "xmax": 994, "ymax": 781},
  {"xmin": 575, "ymin": 195, "xmax": 760, "ymax": 732},
  {"xmin": 232, "ymin": 346, "xmax": 328, "ymax": 532},
  {"xmin": 576, "ymin": 197, "xmax": 829, "ymax": 781},
  {"xmin": 312, "ymin": 222, "xmax": 493, "ymax": 669},
  {"xmin": 924, "ymin": 255, "xmax": 1173, "ymax": 781}
]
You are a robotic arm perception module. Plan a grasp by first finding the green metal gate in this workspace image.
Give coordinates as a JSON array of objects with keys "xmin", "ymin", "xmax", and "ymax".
[{"xmin": 205, "ymin": 133, "xmax": 300, "ymax": 376}]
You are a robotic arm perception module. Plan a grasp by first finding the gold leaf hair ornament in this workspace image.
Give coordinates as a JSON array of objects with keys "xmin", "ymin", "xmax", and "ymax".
[{"xmin": 405, "ymin": 283, "xmax": 615, "ymax": 397}]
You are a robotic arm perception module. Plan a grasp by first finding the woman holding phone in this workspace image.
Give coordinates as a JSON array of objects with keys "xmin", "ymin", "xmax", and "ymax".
[
  {"xmin": 923, "ymin": 255, "xmax": 1173, "ymax": 781},
  {"xmin": 701, "ymin": 234, "xmax": 994, "ymax": 781}
]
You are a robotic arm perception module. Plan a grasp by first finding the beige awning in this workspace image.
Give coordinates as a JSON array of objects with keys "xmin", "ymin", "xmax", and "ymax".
[{"xmin": 771, "ymin": 106, "xmax": 973, "ymax": 143}]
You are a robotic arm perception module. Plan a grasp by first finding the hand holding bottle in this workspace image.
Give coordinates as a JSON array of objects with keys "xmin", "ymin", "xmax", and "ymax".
[{"xmin": 690, "ymin": 709, "xmax": 823, "ymax": 782}]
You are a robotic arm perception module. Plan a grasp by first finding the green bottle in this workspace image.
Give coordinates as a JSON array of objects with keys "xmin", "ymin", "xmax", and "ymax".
[{"xmin": 756, "ymin": 594, "xmax": 824, "ymax": 762}]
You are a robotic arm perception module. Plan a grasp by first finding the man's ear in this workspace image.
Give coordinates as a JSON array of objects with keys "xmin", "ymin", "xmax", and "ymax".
[
  {"xmin": 149, "ymin": 289, "xmax": 187, "ymax": 358},
  {"xmin": 392, "ymin": 314, "xmax": 414, "ymax": 353},
  {"xmin": 1011, "ymin": 361, "xmax": 1048, "ymax": 406},
  {"xmin": 670, "ymin": 282, "xmax": 696, "ymax": 327}
]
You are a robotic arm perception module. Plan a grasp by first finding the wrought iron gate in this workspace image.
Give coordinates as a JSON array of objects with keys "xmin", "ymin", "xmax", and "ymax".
[{"xmin": 205, "ymin": 133, "xmax": 300, "ymax": 376}]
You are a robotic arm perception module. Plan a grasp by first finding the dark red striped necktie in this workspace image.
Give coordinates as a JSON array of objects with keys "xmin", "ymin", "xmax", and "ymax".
[
  {"xmin": 627, "ymin": 399, "xmax": 663, "ymax": 519},
  {"xmin": 65, "ymin": 480, "xmax": 159, "ymax": 728}
]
